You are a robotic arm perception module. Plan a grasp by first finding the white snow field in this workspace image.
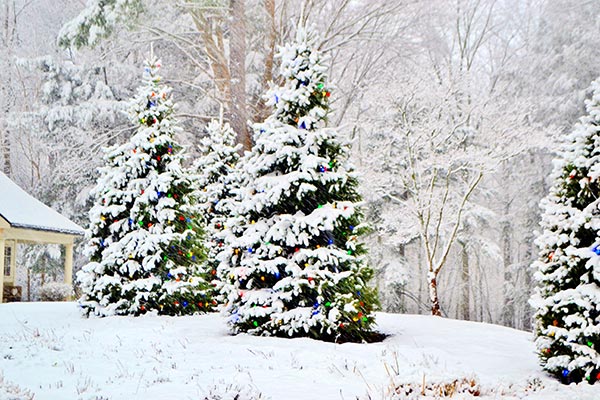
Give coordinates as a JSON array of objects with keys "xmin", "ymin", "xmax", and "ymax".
[{"xmin": 0, "ymin": 302, "xmax": 597, "ymax": 400}]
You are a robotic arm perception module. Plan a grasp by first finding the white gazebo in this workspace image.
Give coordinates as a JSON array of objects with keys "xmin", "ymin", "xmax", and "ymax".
[{"xmin": 0, "ymin": 172, "xmax": 85, "ymax": 303}]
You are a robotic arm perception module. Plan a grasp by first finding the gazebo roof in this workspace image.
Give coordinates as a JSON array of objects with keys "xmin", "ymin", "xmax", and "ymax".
[{"xmin": 0, "ymin": 172, "xmax": 85, "ymax": 236}]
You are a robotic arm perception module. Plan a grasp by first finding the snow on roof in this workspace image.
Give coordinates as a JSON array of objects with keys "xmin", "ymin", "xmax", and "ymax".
[{"xmin": 0, "ymin": 172, "xmax": 85, "ymax": 236}]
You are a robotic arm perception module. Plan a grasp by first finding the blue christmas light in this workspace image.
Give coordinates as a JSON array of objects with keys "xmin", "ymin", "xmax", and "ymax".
[
  {"xmin": 349, "ymin": 225, "xmax": 354, "ymax": 231},
  {"xmin": 313, "ymin": 302, "xmax": 319, "ymax": 308},
  {"xmin": 319, "ymin": 165, "xmax": 326, "ymax": 172},
  {"xmin": 562, "ymin": 369, "xmax": 569, "ymax": 377},
  {"xmin": 299, "ymin": 121, "xmax": 306, "ymax": 130},
  {"xmin": 274, "ymin": 94, "xmax": 279, "ymax": 103},
  {"xmin": 191, "ymin": 256, "xmax": 196, "ymax": 261},
  {"xmin": 312, "ymin": 310, "xmax": 319, "ymax": 316},
  {"xmin": 274, "ymin": 271, "xmax": 280, "ymax": 278},
  {"xmin": 248, "ymin": 248, "xmax": 253, "ymax": 253},
  {"xmin": 167, "ymin": 273, "xmax": 172, "ymax": 278},
  {"xmin": 183, "ymin": 301, "xmax": 188, "ymax": 307},
  {"xmin": 328, "ymin": 239, "xmax": 334, "ymax": 245},
  {"xmin": 592, "ymin": 244, "xmax": 600, "ymax": 255},
  {"xmin": 357, "ymin": 291, "xmax": 361, "ymax": 297}
]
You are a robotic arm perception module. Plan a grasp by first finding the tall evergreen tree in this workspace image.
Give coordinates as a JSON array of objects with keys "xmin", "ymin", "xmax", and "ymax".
[
  {"xmin": 218, "ymin": 26, "xmax": 379, "ymax": 342},
  {"xmin": 77, "ymin": 57, "xmax": 213, "ymax": 316},
  {"xmin": 531, "ymin": 79, "xmax": 600, "ymax": 384},
  {"xmin": 193, "ymin": 118, "xmax": 241, "ymax": 289}
]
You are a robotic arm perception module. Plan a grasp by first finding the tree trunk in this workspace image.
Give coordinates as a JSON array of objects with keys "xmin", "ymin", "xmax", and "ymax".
[
  {"xmin": 398, "ymin": 243, "xmax": 405, "ymax": 312},
  {"xmin": 417, "ymin": 238, "xmax": 424, "ymax": 313},
  {"xmin": 253, "ymin": 0, "xmax": 277, "ymax": 122},
  {"xmin": 429, "ymin": 273, "xmax": 442, "ymax": 316},
  {"xmin": 501, "ymin": 165, "xmax": 514, "ymax": 327},
  {"xmin": 27, "ymin": 267, "xmax": 31, "ymax": 301},
  {"xmin": 229, "ymin": 0, "xmax": 251, "ymax": 151},
  {"xmin": 460, "ymin": 242, "xmax": 470, "ymax": 320},
  {"xmin": 1, "ymin": 127, "xmax": 10, "ymax": 176}
]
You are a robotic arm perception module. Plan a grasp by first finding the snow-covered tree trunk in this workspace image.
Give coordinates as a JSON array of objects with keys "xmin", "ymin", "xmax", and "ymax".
[
  {"xmin": 460, "ymin": 241, "xmax": 470, "ymax": 321},
  {"xmin": 228, "ymin": 0, "xmax": 250, "ymax": 150},
  {"xmin": 428, "ymin": 273, "xmax": 441, "ymax": 317}
]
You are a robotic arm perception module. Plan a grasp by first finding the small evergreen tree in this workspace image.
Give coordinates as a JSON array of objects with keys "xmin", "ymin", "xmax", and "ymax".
[
  {"xmin": 77, "ymin": 58, "xmax": 213, "ymax": 316},
  {"xmin": 193, "ymin": 118, "xmax": 241, "ymax": 289},
  {"xmin": 531, "ymin": 79, "xmax": 600, "ymax": 384},
  {"xmin": 218, "ymin": 26, "xmax": 379, "ymax": 342}
]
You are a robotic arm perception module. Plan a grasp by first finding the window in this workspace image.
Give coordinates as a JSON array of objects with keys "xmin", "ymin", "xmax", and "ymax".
[{"xmin": 4, "ymin": 246, "xmax": 11, "ymax": 277}]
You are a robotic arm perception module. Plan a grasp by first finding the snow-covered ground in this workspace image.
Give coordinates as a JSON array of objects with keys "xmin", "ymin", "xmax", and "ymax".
[{"xmin": 0, "ymin": 303, "xmax": 596, "ymax": 400}]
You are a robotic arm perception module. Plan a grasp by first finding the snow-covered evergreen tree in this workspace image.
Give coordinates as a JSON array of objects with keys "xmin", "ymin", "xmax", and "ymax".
[
  {"xmin": 531, "ymin": 79, "xmax": 600, "ymax": 384},
  {"xmin": 77, "ymin": 57, "xmax": 213, "ymax": 316},
  {"xmin": 193, "ymin": 117, "xmax": 241, "ymax": 289},
  {"xmin": 218, "ymin": 26, "xmax": 379, "ymax": 342}
]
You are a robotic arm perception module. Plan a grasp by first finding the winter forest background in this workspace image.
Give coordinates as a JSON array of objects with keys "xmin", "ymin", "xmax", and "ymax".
[{"xmin": 1, "ymin": 0, "xmax": 598, "ymax": 331}]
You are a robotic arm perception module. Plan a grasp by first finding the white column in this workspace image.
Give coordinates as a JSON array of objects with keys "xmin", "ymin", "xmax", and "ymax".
[
  {"xmin": 0, "ymin": 235, "xmax": 5, "ymax": 304},
  {"xmin": 64, "ymin": 241, "xmax": 74, "ymax": 286}
]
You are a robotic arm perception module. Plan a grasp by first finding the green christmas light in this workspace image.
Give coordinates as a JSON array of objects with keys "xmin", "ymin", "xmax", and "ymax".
[{"xmin": 253, "ymin": 321, "xmax": 258, "ymax": 327}]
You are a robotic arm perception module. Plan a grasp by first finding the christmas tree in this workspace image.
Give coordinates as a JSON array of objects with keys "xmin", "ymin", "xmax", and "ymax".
[
  {"xmin": 77, "ymin": 57, "xmax": 213, "ymax": 316},
  {"xmin": 218, "ymin": 26, "xmax": 379, "ymax": 342},
  {"xmin": 193, "ymin": 117, "xmax": 241, "ymax": 288},
  {"xmin": 531, "ymin": 78, "xmax": 600, "ymax": 384}
]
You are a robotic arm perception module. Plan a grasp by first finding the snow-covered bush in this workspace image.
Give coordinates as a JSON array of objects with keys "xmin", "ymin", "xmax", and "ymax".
[
  {"xmin": 39, "ymin": 282, "xmax": 73, "ymax": 301},
  {"xmin": 0, "ymin": 373, "xmax": 34, "ymax": 400}
]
